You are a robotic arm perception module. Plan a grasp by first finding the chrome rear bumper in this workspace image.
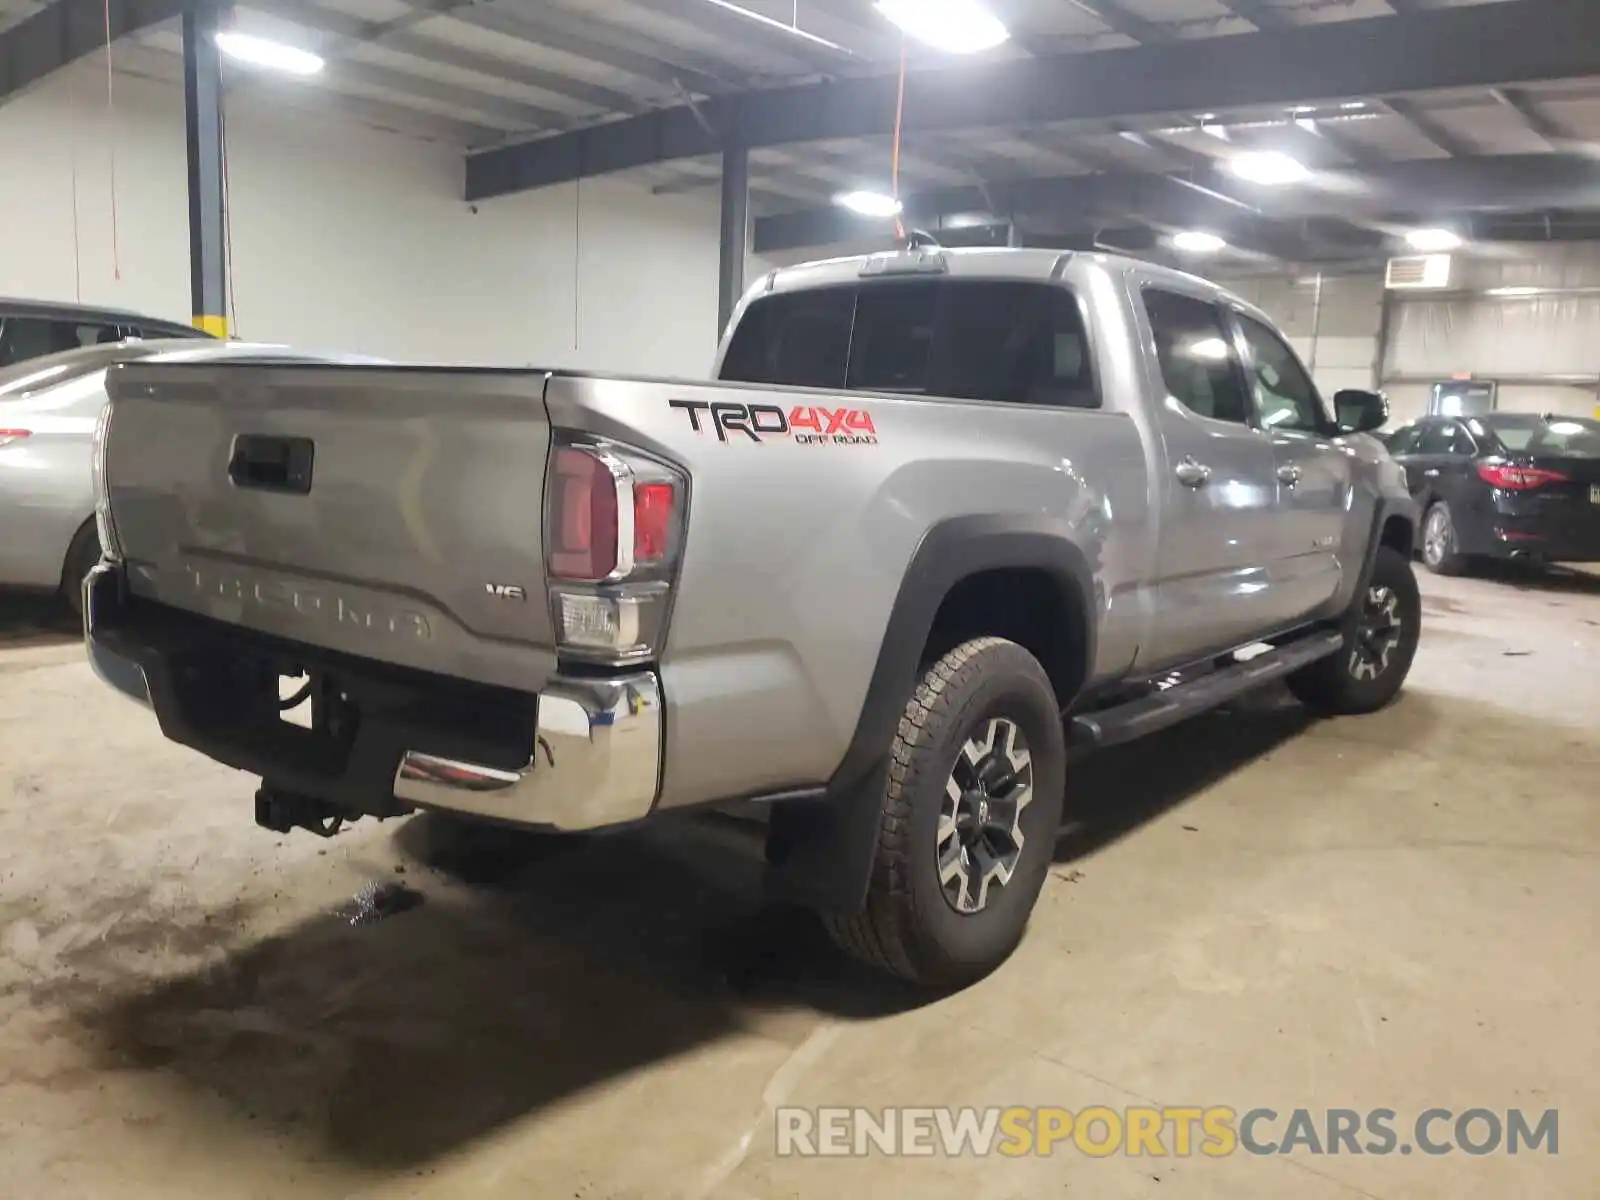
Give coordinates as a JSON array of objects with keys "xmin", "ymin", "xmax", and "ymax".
[
  {"xmin": 392, "ymin": 673, "xmax": 663, "ymax": 831},
  {"xmin": 84, "ymin": 563, "xmax": 663, "ymax": 833}
]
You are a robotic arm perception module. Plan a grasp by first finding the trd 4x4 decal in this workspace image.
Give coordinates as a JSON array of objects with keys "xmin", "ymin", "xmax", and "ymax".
[{"xmin": 670, "ymin": 399, "xmax": 878, "ymax": 445}]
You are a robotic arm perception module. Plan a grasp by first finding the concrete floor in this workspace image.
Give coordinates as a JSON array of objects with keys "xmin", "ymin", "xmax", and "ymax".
[{"xmin": 0, "ymin": 568, "xmax": 1595, "ymax": 1199}]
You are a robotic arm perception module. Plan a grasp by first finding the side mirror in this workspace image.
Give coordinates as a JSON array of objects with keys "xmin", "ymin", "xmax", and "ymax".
[{"xmin": 1334, "ymin": 388, "xmax": 1389, "ymax": 435}]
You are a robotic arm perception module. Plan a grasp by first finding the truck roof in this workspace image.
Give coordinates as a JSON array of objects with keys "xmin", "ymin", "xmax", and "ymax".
[{"xmin": 760, "ymin": 246, "xmax": 1254, "ymax": 313}]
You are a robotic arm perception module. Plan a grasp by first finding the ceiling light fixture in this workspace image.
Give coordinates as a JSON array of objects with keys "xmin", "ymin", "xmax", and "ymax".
[
  {"xmin": 834, "ymin": 190, "xmax": 903, "ymax": 217},
  {"xmin": 1405, "ymin": 227, "xmax": 1463, "ymax": 252},
  {"xmin": 699, "ymin": 0, "xmax": 848, "ymax": 52},
  {"xmin": 1171, "ymin": 230, "xmax": 1226, "ymax": 254},
  {"xmin": 874, "ymin": 0, "xmax": 1009, "ymax": 54},
  {"xmin": 215, "ymin": 31, "xmax": 324, "ymax": 76},
  {"xmin": 1227, "ymin": 151, "xmax": 1310, "ymax": 185},
  {"xmin": 1486, "ymin": 285, "xmax": 1542, "ymax": 297}
]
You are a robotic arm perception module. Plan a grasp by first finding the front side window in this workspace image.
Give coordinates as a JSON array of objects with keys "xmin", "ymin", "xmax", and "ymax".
[
  {"xmin": 1142, "ymin": 289, "xmax": 1251, "ymax": 425},
  {"xmin": 1385, "ymin": 425, "xmax": 1422, "ymax": 455},
  {"xmin": 1417, "ymin": 422, "xmax": 1467, "ymax": 456},
  {"xmin": 1236, "ymin": 314, "xmax": 1327, "ymax": 434}
]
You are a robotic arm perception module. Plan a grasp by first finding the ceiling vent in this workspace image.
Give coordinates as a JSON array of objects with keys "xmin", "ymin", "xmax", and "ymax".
[{"xmin": 1385, "ymin": 254, "xmax": 1453, "ymax": 290}]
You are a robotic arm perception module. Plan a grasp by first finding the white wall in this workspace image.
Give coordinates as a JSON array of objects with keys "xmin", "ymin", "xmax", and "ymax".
[
  {"xmin": 1380, "ymin": 244, "xmax": 1600, "ymax": 424},
  {"xmin": 0, "ymin": 62, "xmax": 726, "ymax": 375}
]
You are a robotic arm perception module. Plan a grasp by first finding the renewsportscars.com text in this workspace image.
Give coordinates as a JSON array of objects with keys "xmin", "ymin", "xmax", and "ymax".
[{"xmin": 775, "ymin": 1106, "xmax": 1559, "ymax": 1159}]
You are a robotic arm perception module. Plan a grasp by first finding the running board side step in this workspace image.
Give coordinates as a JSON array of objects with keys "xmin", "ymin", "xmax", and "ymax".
[{"xmin": 1068, "ymin": 630, "xmax": 1345, "ymax": 749}]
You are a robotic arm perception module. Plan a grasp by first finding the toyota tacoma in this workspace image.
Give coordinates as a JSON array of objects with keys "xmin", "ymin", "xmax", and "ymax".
[{"xmin": 83, "ymin": 247, "xmax": 1420, "ymax": 986}]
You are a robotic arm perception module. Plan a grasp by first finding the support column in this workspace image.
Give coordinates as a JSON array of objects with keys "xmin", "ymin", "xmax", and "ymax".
[
  {"xmin": 717, "ymin": 140, "xmax": 750, "ymax": 338},
  {"xmin": 184, "ymin": 5, "xmax": 228, "ymax": 337}
]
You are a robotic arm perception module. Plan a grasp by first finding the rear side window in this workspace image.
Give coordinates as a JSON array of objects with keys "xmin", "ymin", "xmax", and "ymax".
[
  {"xmin": 1142, "ymin": 289, "xmax": 1251, "ymax": 425},
  {"xmin": 722, "ymin": 279, "xmax": 1098, "ymax": 408},
  {"xmin": 0, "ymin": 317, "xmax": 123, "ymax": 367},
  {"xmin": 935, "ymin": 281, "xmax": 1096, "ymax": 408}
]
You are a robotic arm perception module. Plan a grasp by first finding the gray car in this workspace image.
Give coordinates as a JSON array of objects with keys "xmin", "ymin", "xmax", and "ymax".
[
  {"xmin": 84, "ymin": 248, "xmax": 1419, "ymax": 985},
  {"xmin": 0, "ymin": 340, "xmax": 387, "ymax": 612}
]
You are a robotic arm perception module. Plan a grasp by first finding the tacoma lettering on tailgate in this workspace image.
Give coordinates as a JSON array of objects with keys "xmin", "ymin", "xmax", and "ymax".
[{"xmin": 182, "ymin": 564, "xmax": 433, "ymax": 641}]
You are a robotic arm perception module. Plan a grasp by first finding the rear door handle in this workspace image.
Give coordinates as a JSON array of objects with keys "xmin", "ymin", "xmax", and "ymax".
[
  {"xmin": 1277, "ymin": 463, "xmax": 1303, "ymax": 486},
  {"xmin": 1175, "ymin": 458, "xmax": 1212, "ymax": 488}
]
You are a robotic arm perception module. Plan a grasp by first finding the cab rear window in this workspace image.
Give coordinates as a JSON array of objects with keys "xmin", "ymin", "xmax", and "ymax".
[{"xmin": 720, "ymin": 279, "xmax": 1099, "ymax": 409}]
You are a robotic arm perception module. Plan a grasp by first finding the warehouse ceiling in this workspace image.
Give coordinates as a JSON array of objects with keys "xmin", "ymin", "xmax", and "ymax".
[{"xmin": 6, "ymin": 0, "xmax": 1600, "ymax": 265}]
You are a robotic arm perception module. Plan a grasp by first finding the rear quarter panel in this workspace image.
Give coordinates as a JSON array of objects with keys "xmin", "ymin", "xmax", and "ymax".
[
  {"xmin": 0, "ymin": 377, "xmax": 99, "ymax": 588},
  {"xmin": 545, "ymin": 373, "xmax": 1151, "ymax": 809}
]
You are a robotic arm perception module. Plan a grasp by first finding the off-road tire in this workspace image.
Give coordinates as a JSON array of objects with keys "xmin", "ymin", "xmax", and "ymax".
[
  {"xmin": 1420, "ymin": 501, "xmax": 1469, "ymax": 576},
  {"xmin": 60, "ymin": 519, "xmax": 102, "ymax": 618},
  {"xmin": 824, "ymin": 637, "xmax": 1066, "ymax": 987},
  {"xmin": 1287, "ymin": 546, "xmax": 1421, "ymax": 716}
]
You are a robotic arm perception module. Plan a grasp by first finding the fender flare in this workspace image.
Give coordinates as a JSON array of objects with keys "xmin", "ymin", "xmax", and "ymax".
[
  {"xmin": 1361, "ymin": 495, "xmax": 1420, "ymax": 584},
  {"xmin": 767, "ymin": 513, "xmax": 1097, "ymax": 914}
]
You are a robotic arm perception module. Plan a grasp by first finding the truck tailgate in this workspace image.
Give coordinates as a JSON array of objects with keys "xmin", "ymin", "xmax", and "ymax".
[{"xmin": 103, "ymin": 362, "xmax": 559, "ymax": 693}]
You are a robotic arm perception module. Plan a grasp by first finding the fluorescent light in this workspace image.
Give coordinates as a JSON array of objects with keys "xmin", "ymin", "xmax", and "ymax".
[
  {"xmin": 1188, "ymin": 338, "xmax": 1230, "ymax": 361},
  {"xmin": 216, "ymin": 31, "xmax": 324, "ymax": 76},
  {"xmin": 1405, "ymin": 227, "xmax": 1463, "ymax": 252},
  {"xmin": 874, "ymin": 0, "xmax": 1009, "ymax": 54},
  {"xmin": 699, "ymin": 0, "xmax": 848, "ymax": 52},
  {"xmin": 1486, "ymin": 285, "xmax": 1542, "ymax": 297},
  {"xmin": 1340, "ymin": 101, "xmax": 1367, "ymax": 111},
  {"xmin": 834, "ymin": 190, "xmax": 902, "ymax": 217},
  {"xmin": 1171, "ymin": 230, "xmax": 1226, "ymax": 254},
  {"xmin": 1227, "ymin": 151, "xmax": 1310, "ymax": 185}
]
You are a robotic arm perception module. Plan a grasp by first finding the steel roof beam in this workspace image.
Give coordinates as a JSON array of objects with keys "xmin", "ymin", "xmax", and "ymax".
[
  {"xmin": 1492, "ymin": 86, "xmax": 1578, "ymax": 149},
  {"xmin": 1381, "ymin": 96, "xmax": 1475, "ymax": 157},
  {"xmin": 263, "ymin": 0, "xmax": 639, "ymax": 114},
  {"xmin": 467, "ymin": 0, "xmax": 1600, "ymax": 200},
  {"xmin": 0, "ymin": 0, "xmax": 199, "ymax": 105},
  {"xmin": 752, "ymin": 153, "xmax": 1600, "ymax": 253},
  {"xmin": 447, "ymin": 3, "xmax": 744, "ymax": 96}
]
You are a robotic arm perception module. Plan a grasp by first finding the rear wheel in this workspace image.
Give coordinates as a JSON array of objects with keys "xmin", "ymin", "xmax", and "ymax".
[
  {"xmin": 824, "ymin": 637, "xmax": 1066, "ymax": 987},
  {"xmin": 1287, "ymin": 546, "xmax": 1421, "ymax": 715},
  {"xmin": 1420, "ymin": 501, "xmax": 1468, "ymax": 576},
  {"xmin": 60, "ymin": 520, "xmax": 102, "ymax": 618}
]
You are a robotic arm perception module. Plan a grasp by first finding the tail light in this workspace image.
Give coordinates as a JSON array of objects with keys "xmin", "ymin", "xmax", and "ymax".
[
  {"xmin": 0, "ymin": 429, "xmax": 30, "ymax": 447},
  {"xmin": 91, "ymin": 402, "xmax": 124, "ymax": 562},
  {"xmin": 1477, "ymin": 462, "xmax": 1569, "ymax": 490},
  {"xmin": 544, "ymin": 439, "xmax": 686, "ymax": 662}
]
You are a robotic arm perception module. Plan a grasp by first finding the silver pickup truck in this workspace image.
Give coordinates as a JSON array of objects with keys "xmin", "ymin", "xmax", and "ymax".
[{"xmin": 84, "ymin": 248, "xmax": 1420, "ymax": 986}]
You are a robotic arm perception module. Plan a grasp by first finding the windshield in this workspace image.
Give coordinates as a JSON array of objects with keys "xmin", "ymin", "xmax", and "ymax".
[{"xmin": 1484, "ymin": 415, "xmax": 1600, "ymax": 458}]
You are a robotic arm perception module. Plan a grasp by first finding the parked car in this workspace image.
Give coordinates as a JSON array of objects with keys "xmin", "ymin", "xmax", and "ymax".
[
  {"xmin": 83, "ymin": 248, "xmax": 1421, "ymax": 986},
  {"xmin": 1384, "ymin": 412, "xmax": 1600, "ymax": 573},
  {"xmin": 0, "ymin": 340, "xmax": 387, "ymax": 614},
  {"xmin": 0, "ymin": 297, "xmax": 209, "ymax": 369}
]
